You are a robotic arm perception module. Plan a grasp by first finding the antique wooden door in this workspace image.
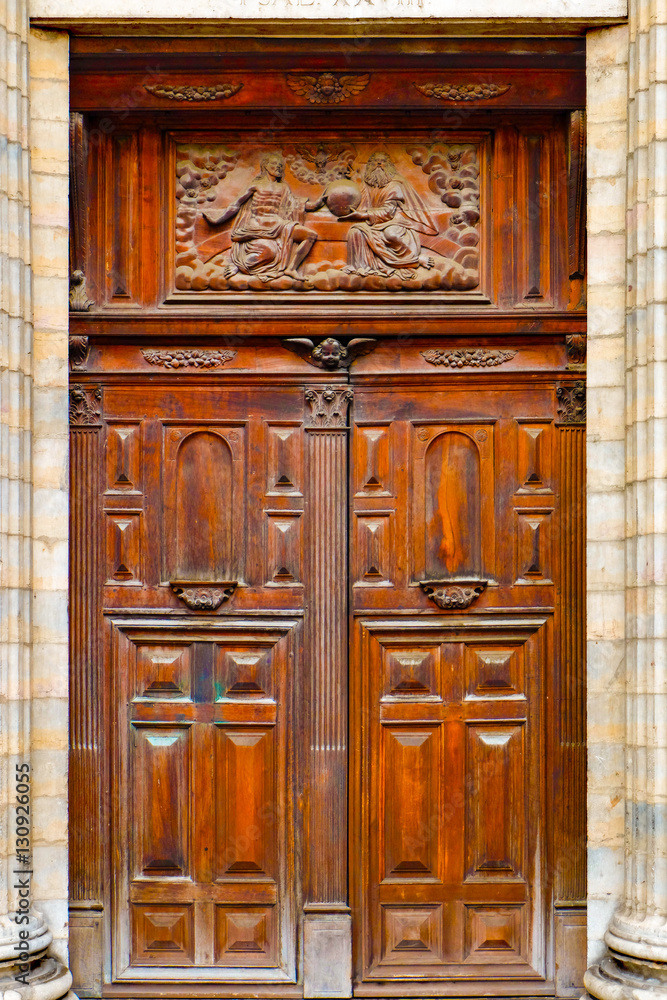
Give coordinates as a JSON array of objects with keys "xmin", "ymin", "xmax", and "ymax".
[{"xmin": 68, "ymin": 35, "xmax": 587, "ymax": 1000}]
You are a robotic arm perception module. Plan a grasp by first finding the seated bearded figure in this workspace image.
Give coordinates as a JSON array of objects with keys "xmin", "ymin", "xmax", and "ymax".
[
  {"xmin": 341, "ymin": 151, "xmax": 438, "ymax": 279},
  {"xmin": 202, "ymin": 152, "xmax": 320, "ymax": 281}
]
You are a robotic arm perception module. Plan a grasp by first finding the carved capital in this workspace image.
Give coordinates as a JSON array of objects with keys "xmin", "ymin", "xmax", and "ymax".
[
  {"xmin": 145, "ymin": 83, "xmax": 243, "ymax": 101},
  {"xmin": 421, "ymin": 348, "xmax": 516, "ymax": 368},
  {"xmin": 283, "ymin": 337, "xmax": 376, "ymax": 371},
  {"xmin": 286, "ymin": 72, "xmax": 369, "ymax": 104},
  {"xmin": 170, "ymin": 581, "xmax": 237, "ymax": 610},
  {"xmin": 69, "ymin": 270, "xmax": 93, "ymax": 312},
  {"xmin": 69, "ymin": 384, "xmax": 102, "ymax": 427},
  {"xmin": 420, "ymin": 580, "xmax": 487, "ymax": 609},
  {"xmin": 69, "ymin": 335, "xmax": 90, "ymax": 371},
  {"xmin": 415, "ymin": 82, "xmax": 511, "ymax": 102},
  {"xmin": 305, "ymin": 386, "xmax": 353, "ymax": 429},
  {"xmin": 142, "ymin": 349, "xmax": 237, "ymax": 369},
  {"xmin": 556, "ymin": 381, "xmax": 586, "ymax": 424}
]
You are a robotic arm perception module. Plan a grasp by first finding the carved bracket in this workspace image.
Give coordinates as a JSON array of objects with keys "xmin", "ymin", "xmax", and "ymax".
[
  {"xmin": 69, "ymin": 384, "xmax": 102, "ymax": 426},
  {"xmin": 556, "ymin": 381, "xmax": 586, "ymax": 424},
  {"xmin": 415, "ymin": 82, "xmax": 511, "ymax": 102},
  {"xmin": 305, "ymin": 386, "xmax": 353, "ymax": 429},
  {"xmin": 422, "ymin": 349, "xmax": 516, "ymax": 368},
  {"xmin": 69, "ymin": 335, "xmax": 90, "ymax": 371},
  {"xmin": 283, "ymin": 337, "xmax": 376, "ymax": 370},
  {"xmin": 420, "ymin": 580, "xmax": 487, "ymax": 609},
  {"xmin": 145, "ymin": 83, "xmax": 243, "ymax": 101},
  {"xmin": 286, "ymin": 72, "xmax": 370, "ymax": 104},
  {"xmin": 170, "ymin": 581, "xmax": 237, "ymax": 610},
  {"xmin": 69, "ymin": 270, "xmax": 93, "ymax": 312},
  {"xmin": 142, "ymin": 349, "xmax": 237, "ymax": 369},
  {"xmin": 565, "ymin": 334, "xmax": 586, "ymax": 370}
]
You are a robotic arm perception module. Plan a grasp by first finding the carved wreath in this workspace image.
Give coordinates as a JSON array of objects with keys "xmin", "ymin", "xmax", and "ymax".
[
  {"xmin": 142, "ymin": 349, "xmax": 237, "ymax": 369},
  {"xmin": 415, "ymin": 82, "xmax": 511, "ymax": 102},
  {"xmin": 422, "ymin": 349, "xmax": 516, "ymax": 368},
  {"xmin": 145, "ymin": 83, "xmax": 243, "ymax": 102},
  {"xmin": 286, "ymin": 73, "xmax": 370, "ymax": 104}
]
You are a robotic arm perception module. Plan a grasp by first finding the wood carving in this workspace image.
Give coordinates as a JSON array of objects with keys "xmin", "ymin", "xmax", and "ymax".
[
  {"xmin": 69, "ymin": 270, "xmax": 94, "ymax": 312},
  {"xmin": 69, "ymin": 384, "xmax": 102, "ymax": 426},
  {"xmin": 415, "ymin": 82, "xmax": 511, "ymax": 102},
  {"xmin": 286, "ymin": 72, "xmax": 369, "ymax": 104},
  {"xmin": 69, "ymin": 335, "xmax": 90, "ymax": 371},
  {"xmin": 141, "ymin": 348, "xmax": 236, "ymax": 369},
  {"xmin": 419, "ymin": 580, "xmax": 487, "ymax": 608},
  {"xmin": 422, "ymin": 348, "xmax": 516, "ymax": 368},
  {"xmin": 176, "ymin": 142, "xmax": 480, "ymax": 293},
  {"xmin": 556, "ymin": 381, "xmax": 586, "ymax": 424},
  {"xmin": 283, "ymin": 337, "xmax": 376, "ymax": 370},
  {"xmin": 305, "ymin": 386, "xmax": 353, "ymax": 428},
  {"xmin": 170, "ymin": 582, "xmax": 237, "ymax": 609},
  {"xmin": 566, "ymin": 334, "xmax": 586, "ymax": 369},
  {"xmin": 145, "ymin": 83, "xmax": 243, "ymax": 101}
]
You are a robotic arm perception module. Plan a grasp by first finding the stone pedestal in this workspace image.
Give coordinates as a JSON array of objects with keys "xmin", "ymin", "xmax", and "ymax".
[{"xmin": 584, "ymin": 0, "xmax": 667, "ymax": 996}]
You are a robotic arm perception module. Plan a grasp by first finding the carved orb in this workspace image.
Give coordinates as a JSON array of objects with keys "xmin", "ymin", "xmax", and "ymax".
[{"xmin": 326, "ymin": 179, "xmax": 362, "ymax": 217}]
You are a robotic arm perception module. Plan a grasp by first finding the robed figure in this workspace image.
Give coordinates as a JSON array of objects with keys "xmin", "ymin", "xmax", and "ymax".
[
  {"xmin": 202, "ymin": 152, "xmax": 319, "ymax": 281},
  {"xmin": 342, "ymin": 151, "xmax": 438, "ymax": 279}
]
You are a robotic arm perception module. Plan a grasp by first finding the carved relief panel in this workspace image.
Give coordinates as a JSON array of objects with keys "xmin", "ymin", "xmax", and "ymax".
[{"xmin": 172, "ymin": 138, "xmax": 483, "ymax": 296}]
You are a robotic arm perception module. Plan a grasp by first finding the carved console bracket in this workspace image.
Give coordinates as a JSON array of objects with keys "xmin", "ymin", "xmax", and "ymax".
[
  {"xmin": 422, "ymin": 348, "xmax": 516, "ymax": 368},
  {"xmin": 556, "ymin": 381, "xmax": 586, "ymax": 424},
  {"xmin": 565, "ymin": 334, "xmax": 586, "ymax": 371},
  {"xmin": 69, "ymin": 335, "xmax": 90, "ymax": 371},
  {"xmin": 283, "ymin": 337, "xmax": 376, "ymax": 370},
  {"xmin": 142, "ymin": 349, "xmax": 237, "ymax": 369},
  {"xmin": 69, "ymin": 384, "xmax": 102, "ymax": 426},
  {"xmin": 415, "ymin": 82, "xmax": 511, "ymax": 102},
  {"xmin": 305, "ymin": 386, "xmax": 353, "ymax": 429},
  {"xmin": 69, "ymin": 270, "xmax": 93, "ymax": 311},
  {"xmin": 145, "ymin": 83, "xmax": 243, "ymax": 101},
  {"xmin": 170, "ymin": 581, "xmax": 237, "ymax": 610},
  {"xmin": 287, "ymin": 72, "xmax": 370, "ymax": 104},
  {"xmin": 420, "ymin": 580, "xmax": 487, "ymax": 609}
]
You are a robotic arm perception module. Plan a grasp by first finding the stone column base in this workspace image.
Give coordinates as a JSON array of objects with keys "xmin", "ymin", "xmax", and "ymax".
[
  {"xmin": 303, "ymin": 906, "xmax": 352, "ymax": 999},
  {"xmin": 584, "ymin": 954, "xmax": 667, "ymax": 1000}
]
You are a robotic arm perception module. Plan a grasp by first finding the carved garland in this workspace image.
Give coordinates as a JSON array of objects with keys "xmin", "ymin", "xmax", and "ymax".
[
  {"xmin": 142, "ymin": 349, "xmax": 237, "ymax": 369},
  {"xmin": 415, "ymin": 82, "xmax": 511, "ymax": 102},
  {"xmin": 145, "ymin": 83, "xmax": 243, "ymax": 102},
  {"xmin": 420, "ymin": 581, "xmax": 487, "ymax": 609},
  {"xmin": 286, "ymin": 73, "xmax": 370, "ymax": 104},
  {"xmin": 421, "ymin": 349, "xmax": 516, "ymax": 368},
  {"xmin": 69, "ymin": 385, "xmax": 102, "ymax": 426}
]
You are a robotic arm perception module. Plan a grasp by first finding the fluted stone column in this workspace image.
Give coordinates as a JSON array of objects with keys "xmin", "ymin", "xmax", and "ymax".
[
  {"xmin": 585, "ymin": 1, "xmax": 667, "ymax": 996},
  {"xmin": 0, "ymin": 5, "xmax": 71, "ymax": 999}
]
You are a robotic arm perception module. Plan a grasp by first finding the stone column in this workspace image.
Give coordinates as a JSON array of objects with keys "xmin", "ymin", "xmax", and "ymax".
[
  {"xmin": 0, "ymin": 5, "xmax": 71, "ymax": 999},
  {"xmin": 584, "ymin": 1, "xmax": 667, "ymax": 996}
]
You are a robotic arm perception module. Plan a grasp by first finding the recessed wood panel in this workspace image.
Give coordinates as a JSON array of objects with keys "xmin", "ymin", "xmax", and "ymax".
[
  {"xmin": 174, "ymin": 431, "xmax": 234, "ymax": 580},
  {"xmin": 464, "ymin": 904, "xmax": 525, "ymax": 963},
  {"xmin": 464, "ymin": 643, "xmax": 524, "ymax": 700},
  {"xmin": 214, "ymin": 906, "xmax": 277, "ymax": 967},
  {"xmin": 215, "ymin": 643, "xmax": 274, "ymax": 701},
  {"xmin": 266, "ymin": 423, "xmax": 303, "ymax": 497},
  {"xmin": 381, "ymin": 905, "xmax": 444, "ymax": 965},
  {"xmin": 382, "ymin": 727, "xmax": 440, "ymax": 879},
  {"xmin": 215, "ymin": 728, "xmax": 277, "ymax": 879},
  {"xmin": 265, "ymin": 511, "xmax": 302, "ymax": 586},
  {"xmin": 516, "ymin": 421, "xmax": 552, "ymax": 493},
  {"xmin": 354, "ymin": 425, "xmax": 393, "ymax": 497},
  {"xmin": 354, "ymin": 512, "xmax": 393, "ymax": 587},
  {"xmin": 382, "ymin": 645, "xmax": 441, "ymax": 700},
  {"xmin": 465, "ymin": 724, "xmax": 525, "ymax": 880},
  {"xmin": 515, "ymin": 508, "xmax": 554, "ymax": 583},
  {"xmin": 131, "ymin": 904, "xmax": 194, "ymax": 966},
  {"xmin": 131, "ymin": 726, "xmax": 191, "ymax": 878},
  {"xmin": 105, "ymin": 421, "xmax": 142, "ymax": 493},
  {"xmin": 134, "ymin": 643, "xmax": 193, "ymax": 701},
  {"xmin": 106, "ymin": 512, "xmax": 141, "ymax": 583}
]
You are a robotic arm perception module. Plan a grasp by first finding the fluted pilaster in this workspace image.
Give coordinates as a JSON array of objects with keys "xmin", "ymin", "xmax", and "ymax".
[
  {"xmin": 0, "ymin": 5, "xmax": 72, "ymax": 999},
  {"xmin": 585, "ymin": 2, "xmax": 667, "ymax": 996}
]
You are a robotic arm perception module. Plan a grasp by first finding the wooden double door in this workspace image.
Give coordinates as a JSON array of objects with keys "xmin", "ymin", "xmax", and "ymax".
[{"xmin": 69, "ymin": 339, "xmax": 585, "ymax": 999}]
